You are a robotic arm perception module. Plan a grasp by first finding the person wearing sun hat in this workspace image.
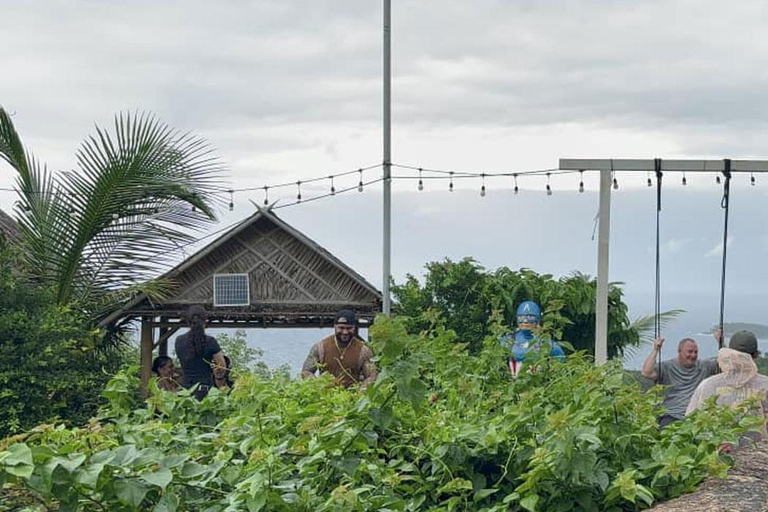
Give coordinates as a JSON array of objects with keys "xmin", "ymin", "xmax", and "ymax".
[
  {"xmin": 301, "ymin": 309, "xmax": 377, "ymax": 388},
  {"xmin": 687, "ymin": 330, "xmax": 768, "ymax": 446}
]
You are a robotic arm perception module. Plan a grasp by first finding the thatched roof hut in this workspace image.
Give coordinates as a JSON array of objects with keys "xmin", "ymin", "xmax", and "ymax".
[{"xmin": 104, "ymin": 205, "xmax": 382, "ymax": 389}]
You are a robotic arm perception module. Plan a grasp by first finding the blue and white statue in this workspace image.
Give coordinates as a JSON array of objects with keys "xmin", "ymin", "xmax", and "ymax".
[{"xmin": 500, "ymin": 300, "xmax": 565, "ymax": 377}]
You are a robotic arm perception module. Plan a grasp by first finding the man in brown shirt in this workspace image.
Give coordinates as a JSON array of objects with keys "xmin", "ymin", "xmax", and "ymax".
[{"xmin": 301, "ymin": 309, "xmax": 377, "ymax": 387}]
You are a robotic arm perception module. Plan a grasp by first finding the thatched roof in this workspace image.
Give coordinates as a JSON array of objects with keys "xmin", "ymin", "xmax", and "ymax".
[
  {"xmin": 0, "ymin": 208, "xmax": 19, "ymax": 244},
  {"xmin": 103, "ymin": 205, "xmax": 382, "ymax": 328}
]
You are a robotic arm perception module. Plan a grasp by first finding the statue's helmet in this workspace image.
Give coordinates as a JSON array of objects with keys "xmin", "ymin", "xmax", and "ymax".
[{"xmin": 515, "ymin": 301, "xmax": 541, "ymax": 328}]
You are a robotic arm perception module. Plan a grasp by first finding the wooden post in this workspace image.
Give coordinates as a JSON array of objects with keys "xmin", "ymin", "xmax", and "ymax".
[{"xmin": 140, "ymin": 316, "xmax": 154, "ymax": 397}]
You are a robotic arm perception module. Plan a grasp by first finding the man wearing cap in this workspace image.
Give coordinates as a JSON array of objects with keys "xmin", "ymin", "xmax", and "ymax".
[
  {"xmin": 687, "ymin": 331, "xmax": 768, "ymax": 446},
  {"xmin": 301, "ymin": 309, "xmax": 377, "ymax": 388},
  {"xmin": 641, "ymin": 336, "xmax": 719, "ymax": 427}
]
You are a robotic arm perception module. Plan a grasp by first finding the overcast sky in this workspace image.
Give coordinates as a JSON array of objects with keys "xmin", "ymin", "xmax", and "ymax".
[{"xmin": 3, "ymin": 0, "xmax": 768, "ymax": 347}]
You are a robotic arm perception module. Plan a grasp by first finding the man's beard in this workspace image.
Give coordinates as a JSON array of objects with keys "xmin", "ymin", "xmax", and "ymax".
[{"xmin": 335, "ymin": 332, "xmax": 353, "ymax": 347}]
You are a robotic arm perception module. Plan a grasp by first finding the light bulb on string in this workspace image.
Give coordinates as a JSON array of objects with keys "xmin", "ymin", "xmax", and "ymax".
[
  {"xmin": 716, "ymin": 174, "xmax": 721, "ymax": 185},
  {"xmin": 296, "ymin": 181, "xmax": 302, "ymax": 203},
  {"xmin": 578, "ymin": 170, "xmax": 585, "ymax": 193},
  {"xmin": 418, "ymin": 168, "xmax": 424, "ymax": 191},
  {"xmin": 449, "ymin": 171, "xmax": 454, "ymax": 192},
  {"xmin": 330, "ymin": 176, "xmax": 336, "ymax": 195},
  {"xmin": 612, "ymin": 173, "xmax": 619, "ymax": 190},
  {"xmin": 358, "ymin": 169, "xmax": 364, "ymax": 192},
  {"xmin": 513, "ymin": 173, "xmax": 519, "ymax": 194},
  {"xmin": 682, "ymin": 172, "xmax": 687, "ymax": 186},
  {"xmin": 263, "ymin": 186, "xmax": 269, "ymax": 206},
  {"xmin": 228, "ymin": 190, "xmax": 234, "ymax": 211},
  {"xmin": 647, "ymin": 171, "xmax": 652, "ymax": 187},
  {"xmin": 480, "ymin": 173, "xmax": 486, "ymax": 197},
  {"xmin": 546, "ymin": 172, "xmax": 552, "ymax": 196},
  {"xmin": 751, "ymin": 173, "xmax": 756, "ymax": 186}
]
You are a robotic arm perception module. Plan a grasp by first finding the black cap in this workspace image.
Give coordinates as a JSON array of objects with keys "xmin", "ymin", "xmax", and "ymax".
[
  {"xmin": 334, "ymin": 309, "xmax": 357, "ymax": 326},
  {"xmin": 729, "ymin": 330, "xmax": 759, "ymax": 355}
]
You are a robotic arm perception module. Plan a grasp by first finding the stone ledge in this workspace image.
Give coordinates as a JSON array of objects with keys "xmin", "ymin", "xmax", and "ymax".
[{"xmin": 650, "ymin": 442, "xmax": 768, "ymax": 511}]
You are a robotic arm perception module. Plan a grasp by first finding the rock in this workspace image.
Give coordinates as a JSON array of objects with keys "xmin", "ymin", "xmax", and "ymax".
[{"xmin": 650, "ymin": 442, "xmax": 768, "ymax": 511}]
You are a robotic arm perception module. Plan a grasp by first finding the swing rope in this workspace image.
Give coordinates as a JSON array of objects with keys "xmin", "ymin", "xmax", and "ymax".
[
  {"xmin": 654, "ymin": 158, "xmax": 663, "ymax": 375},
  {"xmin": 718, "ymin": 159, "xmax": 732, "ymax": 349}
]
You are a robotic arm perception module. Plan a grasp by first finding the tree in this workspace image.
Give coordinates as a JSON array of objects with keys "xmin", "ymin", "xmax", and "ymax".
[
  {"xmin": 0, "ymin": 243, "xmax": 132, "ymax": 437},
  {"xmin": 0, "ymin": 107, "xmax": 225, "ymax": 324},
  {"xmin": 392, "ymin": 257, "xmax": 641, "ymax": 357}
]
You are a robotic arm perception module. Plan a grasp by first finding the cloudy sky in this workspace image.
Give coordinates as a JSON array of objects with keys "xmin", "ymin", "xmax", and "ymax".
[{"xmin": 3, "ymin": 1, "xmax": 768, "ymax": 364}]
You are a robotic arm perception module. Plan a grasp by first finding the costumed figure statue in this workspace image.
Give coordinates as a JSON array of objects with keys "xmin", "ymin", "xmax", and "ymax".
[{"xmin": 500, "ymin": 300, "xmax": 566, "ymax": 377}]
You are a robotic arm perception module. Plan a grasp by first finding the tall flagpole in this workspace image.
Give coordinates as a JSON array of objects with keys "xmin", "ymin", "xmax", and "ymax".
[{"xmin": 382, "ymin": 0, "xmax": 392, "ymax": 315}]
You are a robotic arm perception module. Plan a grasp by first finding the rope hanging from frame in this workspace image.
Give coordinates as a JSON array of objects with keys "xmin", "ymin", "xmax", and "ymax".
[
  {"xmin": 654, "ymin": 158, "xmax": 663, "ymax": 375},
  {"xmin": 718, "ymin": 159, "xmax": 732, "ymax": 349}
]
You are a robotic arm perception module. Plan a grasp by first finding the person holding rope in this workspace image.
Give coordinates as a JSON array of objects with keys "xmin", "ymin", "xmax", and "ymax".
[
  {"xmin": 301, "ymin": 309, "xmax": 377, "ymax": 388},
  {"xmin": 641, "ymin": 335, "xmax": 719, "ymax": 427}
]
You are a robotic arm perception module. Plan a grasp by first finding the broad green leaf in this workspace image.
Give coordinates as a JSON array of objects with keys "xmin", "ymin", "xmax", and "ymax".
[
  {"xmin": 141, "ymin": 468, "xmax": 173, "ymax": 490},
  {"xmin": 153, "ymin": 492, "xmax": 180, "ymax": 512},
  {"xmin": 114, "ymin": 478, "xmax": 150, "ymax": 508}
]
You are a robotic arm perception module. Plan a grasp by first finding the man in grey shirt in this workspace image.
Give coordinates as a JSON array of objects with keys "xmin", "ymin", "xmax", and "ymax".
[{"xmin": 641, "ymin": 336, "xmax": 719, "ymax": 427}]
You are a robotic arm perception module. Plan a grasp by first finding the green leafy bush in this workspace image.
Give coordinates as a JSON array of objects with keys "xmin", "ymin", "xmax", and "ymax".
[
  {"xmin": 0, "ymin": 245, "xmax": 132, "ymax": 438},
  {"xmin": 392, "ymin": 258, "xmax": 639, "ymax": 356},
  {"xmin": 0, "ymin": 316, "xmax": 754, "ymax": 511}
]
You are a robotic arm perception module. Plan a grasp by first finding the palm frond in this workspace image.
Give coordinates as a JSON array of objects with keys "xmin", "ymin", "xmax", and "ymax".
[{"xmin": 623, "ymin": 309, "xmax": 686, "ymax": 362}]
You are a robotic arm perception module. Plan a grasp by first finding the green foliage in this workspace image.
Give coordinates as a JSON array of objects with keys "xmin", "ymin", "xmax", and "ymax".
[
  {"xmin": 0, "ymin": 106, "xmax": 225, "ymax": 325},
  {"xmin": 0, "ymin": 244, "xmax": 132, "ymax": 438},
  {"xmin": 392, "ymin": 258, "xmax": 640, "ymax": 357},
  {"xmin": 214, "ymin": 329, "xmax": 288, "ymax": 379},
  {"xmin": 1, "ymin": 316, "xmax": 753, "ymax": 511}
]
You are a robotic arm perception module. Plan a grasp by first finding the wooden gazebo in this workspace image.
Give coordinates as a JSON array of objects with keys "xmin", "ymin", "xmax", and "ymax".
[{"xmin": 102, "ymin": 205, "xmax": 382, "ymax": 388}]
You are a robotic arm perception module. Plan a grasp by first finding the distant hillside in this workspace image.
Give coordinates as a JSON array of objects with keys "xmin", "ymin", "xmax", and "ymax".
[{"xmin": 719, "ymin": 322, "xmax": 768, "ymax": 338}]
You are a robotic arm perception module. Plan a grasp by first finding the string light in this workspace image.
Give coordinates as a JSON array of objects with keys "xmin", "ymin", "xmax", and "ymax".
[
  {"xmin": 358, "ymin": 169, "xmax": 364, "ymax": 192},
  {"xmin": 513, "ymin": 173, "xmax": 519, "ymax": 194},
  {"xmin": 263, "ymin": 186, "xmax": 269, "ymax": 206},
  {"xmin": 716, "ymin": 174, "xmax": 721, "ymax": 185},
  {"xmin": 296, "ymin": 181, "xmax": 302, "ymax": 203},
  {"xmin": 418, "ymin": 168, "xmax": 424, "ymax": 191},
  {"xmin": 751, "ymin": 172, "xmax": 756, "ymax": 186},
  {"xmin": 228, "ymin": 190, "xmax": 234, "ymax": 211},
  {"xmin": 612, "ymin": 173, "xmax": 619, "ymax": 190},
  {"xmin": 449, "ymin": 171, "xmax": 454, "ymax": 192},
  {"xmin": 682, "ymin": 172, "xmax": 687, "ymax": 186},
  {"xmin": 647, "ymin": 172, "xmax": 652, "ymax": 187},
  {"xmin": 480, "ymin": 173, "xmax": 486, "ymax": 197},
  {"xmin": 546, "ymin": 172, "xmax": 552, "ymax": 196},
  {"xmin": 578, "ymin": 170, "xmax": 585, "ymax": 193},
  {"xmin": 330, "ymin": 176, "xmax": 336, "ymax": 195}
]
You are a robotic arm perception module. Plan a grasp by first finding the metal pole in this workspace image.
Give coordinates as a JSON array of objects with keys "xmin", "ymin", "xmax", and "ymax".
[
  {"xmin": 382, "ymin": 0, "xmax": 392, "ymax": 315},
  {"xmin": 595, "ymin": 167, "xmax": 612, "ymax": 364}
]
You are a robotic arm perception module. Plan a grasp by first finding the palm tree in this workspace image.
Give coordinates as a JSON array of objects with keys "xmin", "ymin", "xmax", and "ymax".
[{"xmin": 0, "ymin": 107, "xmax": 225, "ymax": 323}]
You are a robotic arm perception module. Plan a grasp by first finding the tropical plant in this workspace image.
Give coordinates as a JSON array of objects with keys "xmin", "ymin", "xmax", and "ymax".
[
  {"xmin": 0, "ymin": 316, "xmax": 755, "ymax": 511},
  {"xmin": 0, "ymin": 243, "xmax": 135, "ymax": 438},
  {"xmin": 0, "ymin": 106, "xmax": 225, "ymax": 323},
  {"xmin": 392, "ymin": 258, "xmax": 643, "ymax": 357}
]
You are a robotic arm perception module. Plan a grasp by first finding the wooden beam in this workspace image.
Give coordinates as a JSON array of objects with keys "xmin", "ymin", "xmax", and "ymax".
[
  {"xmin": 140, "ymin": 316, "xmax": 154, "ymax": 397},
  {"xmin": 154, "ymin": 325, "xmax": 180, "ymax": 350}
]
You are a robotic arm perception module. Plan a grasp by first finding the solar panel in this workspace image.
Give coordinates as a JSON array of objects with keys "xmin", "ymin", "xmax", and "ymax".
[{"xmin": 213, "ymin": 274, "xmax": 250, "ymax": 306}]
